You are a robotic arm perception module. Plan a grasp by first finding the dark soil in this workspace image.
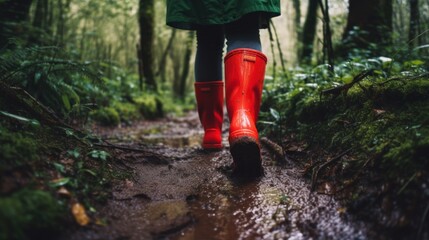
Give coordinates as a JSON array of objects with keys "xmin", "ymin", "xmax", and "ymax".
[{"xmin": 61, "ymin": 112, "xmax": 376, "ymax": 240}]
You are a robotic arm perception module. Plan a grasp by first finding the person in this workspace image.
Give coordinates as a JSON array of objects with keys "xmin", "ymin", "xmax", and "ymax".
[{"xmin": 166, "ymin": 1, "xmax": 281, "ymax": 177}]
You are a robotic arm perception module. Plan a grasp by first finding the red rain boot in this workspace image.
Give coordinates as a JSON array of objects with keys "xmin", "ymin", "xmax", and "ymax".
[
  {"xmin": 224, "ymin": 48, "xmax": 267, "ymax": 176},
  {"xmin": 194, "ymin": 81, "xmax": 224, "ymax": 150}
]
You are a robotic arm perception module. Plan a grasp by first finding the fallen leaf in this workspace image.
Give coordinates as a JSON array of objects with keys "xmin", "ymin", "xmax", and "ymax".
[
  {"xmin": 95, "ymin": 218, "xmax": 107, "ymax": 226},
  {"xmin": 57, "ymin": 187, "xmax": 71, "ymax": 198},
  {"xmin": 373, "ymin": 109, "xmax": 386, "ymax": 116},
  {"xmin": 338, "ymin": 207, "xmax": 347, "ymax": 214},
  {"xmin": 72, "ymin": 203, "xmax": 90, "ymax": 226},
  {"xmin": 49, "ymin": 177, "xmax": 70, "ymax": 187}
]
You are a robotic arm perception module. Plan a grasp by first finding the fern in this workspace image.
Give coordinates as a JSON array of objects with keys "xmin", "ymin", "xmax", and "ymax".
[{"xmin": 0, "ymin": 45, "xmax": 103, "ymax": 119}]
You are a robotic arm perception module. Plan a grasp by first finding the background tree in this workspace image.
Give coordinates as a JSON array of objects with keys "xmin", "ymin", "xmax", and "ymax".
[
  {"xmin": 138, "ymin": 0, "xmax": 156, "ymax": 90},
  {"xmin": 342, "ymin": 0, "xmax": 393, "ymax": 54},
  {"xmin": 408, "ymin": 0, "xmax": 421, "ymax": 48},
  {"xmin": 0, "ymin": 0, "xmax": 33, "ymax": 48},
  {"xmin": 300, "ymin": 0, "xmax": 319, "ymax": 63}
]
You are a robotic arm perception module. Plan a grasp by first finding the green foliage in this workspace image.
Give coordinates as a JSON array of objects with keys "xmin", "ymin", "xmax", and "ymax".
[
  {"xmin": 112, "ymin": 101, "xmax": 141, "ymax": 122},
  {"xmin": 0, "ymin": 46, "xmax": 102, "ymax": 119},
  {"xmin": 0, "ymin": 189, "xmax": 64, "ymax": 240},
  {"xmin": 134, "ymin": 93, "xmax": 164, "ymax": 119},
  {"xmin": 261, "ymin": 47, "xmax": 429, "ymax": 185},
  {"xmin": 89, "ymin": 107, "xmax": 120, "ymax": 126}
]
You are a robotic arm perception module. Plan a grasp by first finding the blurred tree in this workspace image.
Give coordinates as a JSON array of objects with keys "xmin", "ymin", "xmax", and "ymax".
[
  {"xmin": 409, "ymin": 0, "xmax": 421, "ymax": 48},
  {"xmin": 300, "ymin": 0, "xmax": 319, "ymax": 63},
  {"xmin": 343, "ymin": 0, "xmax": 393, "ymax": 50},
  {"xmin": 138, "ymin": 0, "xmax": 157, "ymax": 90},
  {"xmin": 0, "ymin": 0, "xmax": 33, "ymax": 48},
  {"xmin": 173, "ymin": 31, "xmax": 193, "ymax": 100}
]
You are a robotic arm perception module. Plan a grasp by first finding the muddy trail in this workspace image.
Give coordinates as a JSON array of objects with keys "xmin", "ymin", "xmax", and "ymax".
[{"xmin": 64, "ymin": 112, "xmax": 372, "ymax": 240}]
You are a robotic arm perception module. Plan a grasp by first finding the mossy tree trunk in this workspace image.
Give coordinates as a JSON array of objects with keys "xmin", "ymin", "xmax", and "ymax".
[
  {"xmin": 138, "ymin": 0, "xmax": 157, "ymax": 90},
  {"xmin": 0, "ymin": 0, "xmax": 33, "ymax": 48}
]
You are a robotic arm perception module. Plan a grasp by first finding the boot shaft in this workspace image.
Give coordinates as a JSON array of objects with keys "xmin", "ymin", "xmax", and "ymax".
[
  {"xmin": 194, "ymin": 81, "xmax": 224, "ymax": 130},
  {"xmin": 224, "ymin": 48, "xmax": 267, "ymax": 123}
]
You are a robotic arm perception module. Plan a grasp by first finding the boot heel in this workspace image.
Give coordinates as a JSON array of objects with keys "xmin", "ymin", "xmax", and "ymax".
[{"xmin": 230, "ymin": 136, "xmax": 263, "ymax": 177}]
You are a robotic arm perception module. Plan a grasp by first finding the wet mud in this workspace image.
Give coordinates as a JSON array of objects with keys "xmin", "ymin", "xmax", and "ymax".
[{"xmin": 64, "ymin": 113, "xmax": 371, "ymax": 240}]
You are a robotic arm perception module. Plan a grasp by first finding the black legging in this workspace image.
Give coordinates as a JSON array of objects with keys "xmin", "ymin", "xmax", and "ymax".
[{"xmin": 194, "ymin": 14, "xmax": 261, "ymax": 82}]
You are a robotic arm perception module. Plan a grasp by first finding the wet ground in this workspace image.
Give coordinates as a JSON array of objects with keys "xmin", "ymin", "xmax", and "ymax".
[{"xmin": 64, "ymin": 112, "xmax": 372, "ymax": 240}]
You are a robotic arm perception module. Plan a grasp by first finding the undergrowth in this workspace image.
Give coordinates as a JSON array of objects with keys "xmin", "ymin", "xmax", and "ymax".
[{"xmin": 260, "ymin": 52, "xmax": 429, "ymax": 237}]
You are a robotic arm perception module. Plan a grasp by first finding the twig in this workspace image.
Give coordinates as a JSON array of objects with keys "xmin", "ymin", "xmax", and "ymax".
[
  {"xmin": 261, "ymin": 137, "xmax": 286, "ymax": 164},
  {"xmin": 0, "ymin": 81, "xmax": 71, "ymax": 128},
  {"xmin": 334, "ymin": 154, "xmax": 373, "ymax": 193},
  {"xmin": 380, "ymin": 72, "xmax": 429, "ymax": 85},
  {"xmin": 320, "ymin": 69, "xmax": 374, "ymax": 99},
  {"xmin": 311, "ymin": 148, "xmax": 352, "ymax": 191}
]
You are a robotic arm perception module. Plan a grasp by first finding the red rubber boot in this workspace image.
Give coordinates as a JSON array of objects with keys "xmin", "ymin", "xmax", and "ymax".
[
  {"xmin": 194, "ymin": 81, "xmax": 224, "ymax": 150},
  {"xmin": 224, "ymin": 48, "xmax": 267, "ymax": 176}
]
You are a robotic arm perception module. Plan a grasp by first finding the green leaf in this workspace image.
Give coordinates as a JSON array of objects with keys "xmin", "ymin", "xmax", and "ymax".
[
  {"xmin": 62, "ymin": 95, "xmax": 71, "ymax": 111},
  {"xmin": 65, "ymin": 128, "xmax": 74, "ymax": 136},
  {"xmin": 88, "ymin": 150, "xmax": 110, "ymax": 161},
  {"xmin": 82, "ymin": 169, "xmax": 97, "ymax": 177},
  {"xmin": 270, "ymin": 108, "xmax": 280, "ymax": 121},
  {"xmin": 49, "ymin": 177, "xmax": 70, "ymax": 187},
  {"xmin": 0, "ymin": 111, "xmax": 40, "ymax": 126},
  {"xmin": 67, "ymin": 148, "xmax": 80, "ymax": 158},
  {"xmin": 53, "ymin": 163, "xmax": 65, "ymax": 173}
]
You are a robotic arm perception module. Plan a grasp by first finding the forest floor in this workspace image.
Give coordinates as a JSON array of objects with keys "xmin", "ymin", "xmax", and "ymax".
[{"xmin": 60, "ymin": 111, "xmax": 377, "ymax": 240}]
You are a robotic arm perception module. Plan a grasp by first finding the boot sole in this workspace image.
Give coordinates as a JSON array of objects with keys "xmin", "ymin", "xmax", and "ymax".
[
  {"xmin": 202, "ymin": 143, "xmax": 223, "ymax": 150},
  {"xmin": 230, "ymin": 136, "xmax": 263, "ymax": 178}
]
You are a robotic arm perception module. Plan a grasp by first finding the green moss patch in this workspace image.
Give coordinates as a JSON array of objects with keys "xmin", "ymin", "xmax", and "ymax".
[
  {"xmin": 0, "ymin": 189, "xmax": 64, "ymax": 240},
  {"xmin": 261, "ymin": 74, "xmax": 429, "ymax": 236},
  {"xmin": 89, "ymin": 107, "xmax": 120, "ymax": 126}
]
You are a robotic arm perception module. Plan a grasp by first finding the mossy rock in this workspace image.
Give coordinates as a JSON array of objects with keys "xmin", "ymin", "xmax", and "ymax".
[
  {"xmin": 90, "ymin": 107, "xmax": 120, "ymax": 126},
  {"xmin": 0, "ymin": 189, "xmax": 64, "ymax": 240},
  {"xmin": 112, "ymin": 101, "xmax": 141, "ymax": 122},
  {"xmin": 134, "ymin": 95, "xmax": 164, "ymax": 120}
]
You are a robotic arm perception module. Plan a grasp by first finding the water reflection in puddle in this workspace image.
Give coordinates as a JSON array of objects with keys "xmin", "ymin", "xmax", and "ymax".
[{"xmin": 176, "ymin": 153, "xmax": 367, "ymax": 240}]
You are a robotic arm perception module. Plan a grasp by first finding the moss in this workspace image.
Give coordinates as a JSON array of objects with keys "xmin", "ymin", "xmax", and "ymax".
[
  {"xmin": 90, "ymin": 107, "xmax": 120, "ymax": 126},
  {"xmin": 112, "ymin": 101, "xmax": 141, "ymax": 122},
  {"xmin": 262, "ymin": 76, "xmax": 429, "ymax": 183},
  {"xmin": 0, "ymin": 189, "xmax": 65, "ymax": 240},
  {"xmin": 134, "ymin": 94, "xmax": 164, "ymax": 119},
  {"xmin": 0, "ymin": 127, "xmax": 39, "ymax": 172}
]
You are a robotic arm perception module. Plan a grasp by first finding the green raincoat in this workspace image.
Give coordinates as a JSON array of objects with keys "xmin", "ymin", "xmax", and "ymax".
[{"xmin": 166, "ymin": 0, "xmax": 281, "ymax": 30}]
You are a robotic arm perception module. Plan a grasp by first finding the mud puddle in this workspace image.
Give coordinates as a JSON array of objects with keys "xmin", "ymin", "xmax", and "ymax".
[{"xmin": 65, "ymin": 113, "xmax": 370, "ymax": 240}]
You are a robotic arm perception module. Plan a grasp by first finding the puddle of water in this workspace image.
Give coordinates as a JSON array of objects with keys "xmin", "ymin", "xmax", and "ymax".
[
  {"xmin": 141, "ymin": 132, "xmax": 202, "ymax": 148},
  {"xmin": 174, "ymin": 153, "xmax": 368, "ymax": 240}
]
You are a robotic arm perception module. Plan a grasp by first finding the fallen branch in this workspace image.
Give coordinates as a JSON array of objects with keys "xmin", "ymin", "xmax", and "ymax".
[
  {"xmin": 320, "ymin": 69, "xmax": 374, "ymax": 99},
  {"xmin": 380, "ymin": 72, "xmax": 429, "ymax": 85},
  {"xmin": 261, "ymin": 137, "xmax": 286, "ymax": 164},
  {"xmin": 311, "ymin": 148, "xmax": 352, "ymax": 191},
  {"xmin": 0, "ymin": 81, "xmax": 71, "ymax": 128}
]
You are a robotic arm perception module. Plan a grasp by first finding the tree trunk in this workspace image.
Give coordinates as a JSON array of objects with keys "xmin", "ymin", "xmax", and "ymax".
[
  {"xmin": 343, "ymin": 0, "xmax": 393, "ymax": 50},
  {"xmin": 176, "ymin": 31, "xmax": 194, "ymax": 100},
  {"xmin": 0, "ymin": 0, "xmax": 33, "ymax": 48},
  {"xmin": 300, "ymin": 0, "xmax": 319, "ymax": 63},
  {"xmin": 31, "ymin": 0, "xmax": 50, "ymax": 45},
  {"xmin": 318, "ymin": 0, "xmax": 334, "ymax": 74},
  {"xmin": 292, "ymin": 0, "xmax": 301, "ymax": 34},
  {"xmin": 138, "ymin": 0, "xmax": 157, "ymax": 90},
  {"xmin": 409, "ymin": 0, "xmax": 421, "ymax": 48}
]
